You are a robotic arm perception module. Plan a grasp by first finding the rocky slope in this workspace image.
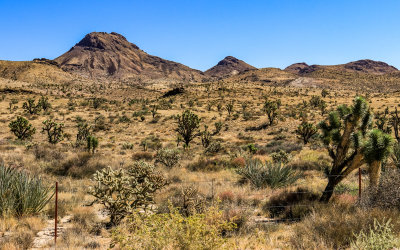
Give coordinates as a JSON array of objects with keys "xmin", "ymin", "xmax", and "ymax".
[{"xmin": 55, "ymin": 32, "xmax": 204, "ymax": 81}]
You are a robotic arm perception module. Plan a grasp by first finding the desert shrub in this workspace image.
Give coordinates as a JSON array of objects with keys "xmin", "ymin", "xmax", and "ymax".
[
  {"xmin": 93, "ymin": 115, "xmax": 109, "ymax": 131},
  {"xmin": 350, "ymin": 219, "xmax": 397, "ymax": 250},
  {"xmin": 213, "ymin": 121, "xmax": 223, "ymax": 135},
  {"xmin": 112, "ymin": 204, "xmax": 235, "ymax": 250},
  {"xmin": 291, "ymin": 204, "xmax": 400, "ymax": 249},
  {"xmin": 122, "ymin": 142, "xmax": 134, "ymax": 150},
  {"xmin": 89, "ymin": 161, "xmax": 167, "ymax": 225},
  {"xmin": 186, "ymin": 157, "xmax": 226, "ymax": 172},
  {"xmin": 257, "ymin": 141, "xmax": 303, "ymax": 155},
  {"xmin": 0, "ymin": 165, "xmax": 53, "ymax": 217},
  {"xmin": 42, "ymin": 119, "xmax": 64, "ymax": 144},
  {"xmin": 140, "ymin": 135, "xmax": 162, "ymax": 151},
  {"xmin": 157, "ymin": 185, "xmax": 207, "ymax": 216},
  {"xmin": 263, "ymin": 187, "xmax": 320, "ymax": 219},
  {"xmin": 155, "ymin": 148, "xmax": 180, "ymax": 169},
  {"xmin": 132, "ymin": 151, "xmax": 154, "ymax": 161},
  {"xmin": 201, "ymin": 125, "xmax": 212, "ymax": 148},
  {"xmin": 359, "ymin": 169, "xmax": 400, "ymax": 209},
  {"xmin": 236, "ymin": 159, "xmax": 301, "ymax": 189},
  {"xmin": 270, "ymin": 150, "xmax": 291, "ymax": 164},
  {"xmin": 205, "ymin": 141, "xmax": 222, "ymax": 154},
  {"xmin": 9, "ymin": 116, "xmax": 36, "ymax": 140}
]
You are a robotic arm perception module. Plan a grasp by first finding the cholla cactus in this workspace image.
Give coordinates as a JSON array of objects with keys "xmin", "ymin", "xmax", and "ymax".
[
  {"xmin": 89, "ymin": 161, "xmax": 167, "ymax": 225},
  {"xmin": 319, "ymin": 96, "xmax": 393, "ymax": 202},
  {"xmin": 155, "ymin": 148, "xmax": 181, "ymax": 169}
]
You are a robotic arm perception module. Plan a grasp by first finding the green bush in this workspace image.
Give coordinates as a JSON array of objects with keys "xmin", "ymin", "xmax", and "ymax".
[
  {"xmin": 0, "ymin": 165, "xmax": 53, "ymax": 217},
  {"xmin": 112, "ymin": 204, "xmax": 235, "ymax": 249},
  {"xmin": 236, "ymin": 159, "xmax": 301, "ymax": 189},
  {"xmin": 351, "ymin": 219, "xmax": 397, "ymax": 250},
  {"xmin": 9, "ymin": 116, "xmax": 36, "ymax": 140}
]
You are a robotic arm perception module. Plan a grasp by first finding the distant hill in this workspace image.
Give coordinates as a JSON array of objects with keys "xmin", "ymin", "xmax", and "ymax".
[
  {"xmin": 55, "ymin": 32, "xmax": 204, "ymax": 81},
  {"xmin": 0, "ymin": 60, "xmax": 76, "ymax": 84},
  {"xmin": 285, "ymin": 60, "xmax": 398, "ymax": 75},
  {"xmin": 204, "ymin": 56, "xmax": 257, "ymax": 78}
]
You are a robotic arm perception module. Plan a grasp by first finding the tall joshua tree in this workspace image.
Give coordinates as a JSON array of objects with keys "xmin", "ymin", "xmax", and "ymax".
[{"xmin": 319, "ymin": 96, "xmax": 392, "ymax": 202}]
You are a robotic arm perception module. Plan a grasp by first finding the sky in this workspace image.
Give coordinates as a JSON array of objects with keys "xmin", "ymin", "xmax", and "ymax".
[{"xmin": 1, "ymin": 0, "xmax": 400, "ymax": 71}]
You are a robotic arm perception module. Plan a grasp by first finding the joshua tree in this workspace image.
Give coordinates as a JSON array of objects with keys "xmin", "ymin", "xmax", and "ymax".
[
  {"xmin": 9, "ymin": 116, "xmax": 36, "ymax": 140},
  {"xmin": 87, "ymin": 135, "xmax": 99, "ymax": 154},
  {"xmin": 296, "ymin": 121, "xmax": 318, "ymax": 144},
  {"xmin": 201, "ymin": 125, "xmax": 212, "ymax": 148},
  {"xmin": 226, "ymin": 101, "xmax": 234, "ymax": 117},
  {"xmin": 150, "ymin": 104, "xmax": 159, "ymax": 118},
  {"xmin": 263, "ymin": 99, "xmax": 279, "ymax": 126},
  {"xmin": 176, "ymin": 110, "xmax": 200, "ymax": 148},
  {"xmin": 375, "ymin": 107, "xmax": 391, "ymax": 134},
  {"xmin": 76, "ymin": 122, "xmax": 91, "ymax": 146},
  {"xmin": 42, "ymin": 119, "xmax": 64, "ymax": 144},
  {"xmin": 22, "ymin": 98, "xmax": 41, "ymax": 115},
  {"xmin": 37, "ymin": 96, "xmax": 52, "ymax": 111},
  {"xmin": 391, "ymin": 107, "xmax": 400, "ymax": 143},
  {"xmin": 319, "ymin": 96, "xmax": 393, "ymax": 202}
]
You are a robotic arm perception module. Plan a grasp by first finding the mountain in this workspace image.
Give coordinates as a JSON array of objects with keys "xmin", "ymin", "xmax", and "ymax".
[
  {"xmin": 204, "ymin": 56, "xmax": 257, "ymax": 78},
  {"xmin": 285, "ymin": 59, "xmax": 398, "ymax": 75},
  {"xmin": 54, "ymin": 32, "xmax": 204, "ymax": 81}
]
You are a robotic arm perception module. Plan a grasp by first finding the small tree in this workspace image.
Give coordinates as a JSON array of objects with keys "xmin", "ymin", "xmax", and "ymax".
[
  {"xmin": 151, "ymin": 104, "xmax": 159, "ymax": 118},
  {"xmin": 201, "ymin": 125, "xmax": 212, "ymax": 148},
  {"xmin": 37, "ymin": 96, "xmax": 52, "ymax": 111},
  {"xmin": 226, "ymin": 101, "xmax": 234, "ymax": 117},
  {"xmin": 42, "ymin": 119, "xmax": 64, "ymax": 144},
  {"xmin": 321, "ymin": 89, "xmax": 329, "ymax": 98},
  {"xmin": 9, "ymin": 116, "xmax": 36, "ymax": 140},
  {"xmin": 176, "ymin": 110, "xmax": 200, "ymax": 148},
  {"xmin": 213, "ymin": 121, "xmax": 223, "ymax": 135},
  {"xmin": 22, "ymin": 98, "xmax": 40, "ymax": 115},
  {"xmin": 319, "ymin": 97, "xmax": 393, "ymax": 202},
  {"xmin": 296, "ymin": 121, "xmax": 318, "ymax": 144},
  {"xmin": 263, "ymin": 99, "xmax": 279, "ymax": 126},
  {"xmin": 87, "ymin": 136, "xmax": 99, "ymax": 154},
  {"xmin": 89, "ymin": 161, "xmax": 167, "ymax": 225}
]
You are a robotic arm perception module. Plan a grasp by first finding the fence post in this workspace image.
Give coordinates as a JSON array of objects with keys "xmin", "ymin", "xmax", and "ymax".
[
  {"xmin": 358, "ymin": 168, "xmax": 361, "ymax": 199},
  {"xmin": 211, "ymin": 179, "xmax": 215, "ymax": 204},
  {"xmin": 55, "ymin": 181, "xmax": 58, "ymax": 245}
]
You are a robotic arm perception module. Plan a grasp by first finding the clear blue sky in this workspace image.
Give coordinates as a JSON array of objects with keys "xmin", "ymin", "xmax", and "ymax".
[{"xmin": 1, "ymin": 0, "xmax": 400, "ymax": 71}]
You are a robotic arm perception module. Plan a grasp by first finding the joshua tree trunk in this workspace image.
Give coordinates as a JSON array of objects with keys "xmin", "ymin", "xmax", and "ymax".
[
  {"xmin": 320, "ymin": 178, "xmax": 340, "ymax": 202},
  {"xmin": 368, "ymin": 161, "xmax": 381, "ymax": 188}
]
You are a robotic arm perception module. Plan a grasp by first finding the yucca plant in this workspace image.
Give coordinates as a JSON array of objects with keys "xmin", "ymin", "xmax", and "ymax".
[
  {"xmin": 236, "ymin": 159, "xmax": 301, "ymax": 189},
  {"xmin": 0, "ymin": 165, "xmax": 53, "ymax": 217}
]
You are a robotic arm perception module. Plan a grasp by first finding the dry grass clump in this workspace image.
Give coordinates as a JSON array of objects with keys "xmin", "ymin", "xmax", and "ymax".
[
  {"xmin": 291, "ymin": 203, "xmax": 400, "ymax": 249},
  {"xmin": 0, "ymin": 216, "xmax": 46, "ymax": 250}
]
